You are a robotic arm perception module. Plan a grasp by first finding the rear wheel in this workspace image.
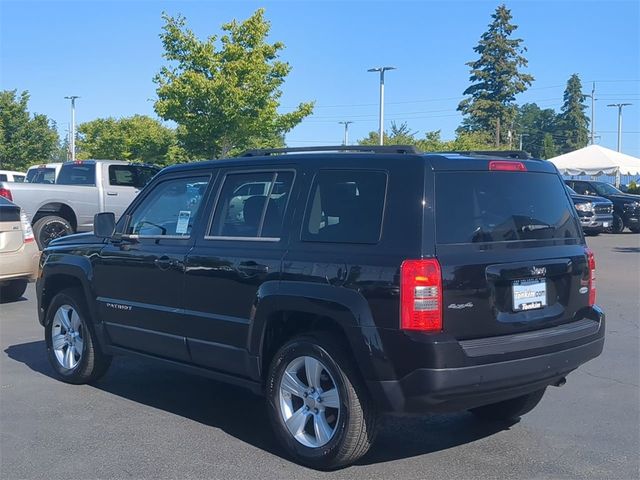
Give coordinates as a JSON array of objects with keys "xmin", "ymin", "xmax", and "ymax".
[
  {"xmin": 608, "ymin": 213, "xmax": 625, "ymax": 234},
  {"xmin": 470, "ymin": 388, "xmax": 546, "ymax": 421},
  {"xmin": 45, "ymin": 288, "xmax": 111, "ymax": 384},
  {"xmin": 0, "ymin": 279, "xmax": 28, "ymax": 303},
  {"xmin": 33, "ymin": 215, "xmax": 73, "ymax": 248},
  {"xmin": 266, "ymin": 332, "xmax": 378, "ymax": 470}
]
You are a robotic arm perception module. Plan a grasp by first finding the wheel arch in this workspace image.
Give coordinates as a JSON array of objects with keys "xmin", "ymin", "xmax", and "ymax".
[
  {"xmin": 250, "ymin": 281, "xmax": 385, "ymax": 383},
  {"xmin": 33, "ymin": 203, "xmax": 78, "ymax": 231}
]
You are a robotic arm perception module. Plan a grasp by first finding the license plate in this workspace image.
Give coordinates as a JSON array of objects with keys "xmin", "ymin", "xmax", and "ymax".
[
  {"xmin": 603, "ymin": 222, "xmax": 609, "ymax": 228},
  {"xmin": 512, "ymin": 278, "xmax": 547, "ymax": 311}
]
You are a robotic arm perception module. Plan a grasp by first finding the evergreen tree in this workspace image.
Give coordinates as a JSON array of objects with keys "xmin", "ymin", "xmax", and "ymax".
[
  {"xmin": 541, "ymin": 133, "xmax": 557, "ymax": 159},
  {"xmin": 516, "ymin": 103, "xmax": 560, "ymax": 158},
  {"xmin": 457, "ymin": 4, "xmax": 534, "ymax": 146},
  {"xmin": 557, "ymin": 74, "xmax": 589, "ymax": 153}
]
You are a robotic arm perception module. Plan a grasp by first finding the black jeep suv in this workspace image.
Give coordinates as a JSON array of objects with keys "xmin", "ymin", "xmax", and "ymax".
[{"xmin": 37, "ymin": 146, "xmax": 605, "ymax": 469}]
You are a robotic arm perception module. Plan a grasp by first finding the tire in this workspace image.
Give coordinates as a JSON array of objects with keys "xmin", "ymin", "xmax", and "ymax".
[
  {"xmin": 33, "ymin": 215, "xmax": 73, "ymax": 249},
  {"xmin": 266, "ymin": 332, "xmax": 378, "ymax": 470},
  {"xmin": 608, "ymin": 212, "xmax": 625, "ymax": 234},
  {"xmin": 470, "ymin": 388, "xmax": 546, "ymax": 421},
  {"xmin": 44, "ymin": 288, "xmax": 111, "ymax": 384},
  {"xmin": 629, "ymin": 224, "xmax": 640, "ymax": 233},
  {"xmin": 0, "ymin": 279, "xmax": 28, "ymax": 303}
]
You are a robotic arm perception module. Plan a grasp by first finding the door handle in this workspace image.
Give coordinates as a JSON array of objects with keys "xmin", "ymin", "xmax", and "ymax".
[
  {"xmin": 238, "ymin": 261, "xmax": 269, "ymax": 275},
  {"xmin": 154, "ymin": 256, "xmax": 183, "ymax": 271},
  {"xmin": 106, "ymin": 191, "xmax": 118, "ymax": 196}
]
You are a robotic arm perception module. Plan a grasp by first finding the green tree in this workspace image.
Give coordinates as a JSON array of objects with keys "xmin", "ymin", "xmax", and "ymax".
[
  {"xmin": 556, "ymin": 74, "xmax": 589, "ymax": 153},
  {"xmin": 457, "ymin": 4, "xmax": 534, "ymax": 146},
  {"xmin": 0, "ymin": 90, "xmax": 60, "ymax": 170},
  {"xmin": 541, "ymin": 132, "xmax": 557, "ymax": 159},
  {"xmin": 77, "ymin": 115, "xmax": 176, "ymax": 164},
  {"xmin": 154, "ymin": 9, "xmax": 313, "ymax": 159},
  {"xmin": 515, "ymin": 103, "xmax": 559, "ymax": 158},
  {"xmin": 358, "ymin": 122, "xmax": 418, "ymax": 146}
]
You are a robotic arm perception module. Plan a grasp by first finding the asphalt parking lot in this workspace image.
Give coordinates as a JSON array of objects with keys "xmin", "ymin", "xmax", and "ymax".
[{"xmin": 1, "ymin": 233, "xmax": 639, "ymax": 480}]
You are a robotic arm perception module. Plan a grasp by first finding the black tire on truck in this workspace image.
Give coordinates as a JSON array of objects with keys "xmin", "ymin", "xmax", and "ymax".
[
  {"xmin": 0, "ymin": 279, "xmax": 28, "ymax": 303},
  {"xmin": 33, "ymin": 215, "xmax": 73, "ymax": 248},
  {"xmin": 608, "ymin": 212, "xmax": 625, "ymax": 234}
]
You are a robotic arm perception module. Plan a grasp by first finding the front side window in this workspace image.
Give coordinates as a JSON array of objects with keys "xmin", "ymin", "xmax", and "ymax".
[
  {"xmin": 303, "ymin": 170, "xmax": 387, "ymax": 244},
  {"xmin": 125, "ymin": 176, "xmax": 210, "ymax": 237},
  {"xmin": 208, "ymin": 171, "xmax": 294, "ymax": 239}
]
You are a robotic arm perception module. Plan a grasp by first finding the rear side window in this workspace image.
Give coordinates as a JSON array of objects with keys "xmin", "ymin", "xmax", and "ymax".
[
  {"xmin": 13, "ymin": 175, "xmax": 25, "ymax": 182},
  {"xmin": 125, "ymin": 176, "xmax": 210, "ymax": 237},
  {"xmin": 208, "ymin": 171, "xmax": 294, "ymax": 239},
  {"xmin": 435, "ymin": 172, "xmax": 581, "ymax": 244},
  {"xmin": 57, "ymin": 164, "xmax": 96, "ymax": 185},
  {"xmin": 0, "ymin": 174, "xmax": 6, "ymax": 182},
  {"xmin": 303, "ymin": 170, "xmax": 387, "ymax": 244},
  {"xmin": 109, "ymin": 165, "xmax": 160, "ymax": 188}
]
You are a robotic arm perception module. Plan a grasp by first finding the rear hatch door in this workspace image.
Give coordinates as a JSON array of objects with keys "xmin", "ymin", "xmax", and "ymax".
[
  {"xmin": 0, "ymin": 198, "xmax": 24, "ymax": 253},
  {"xmin": 432, "ymin": 160, "xmax": 590, "ymax": 340}
]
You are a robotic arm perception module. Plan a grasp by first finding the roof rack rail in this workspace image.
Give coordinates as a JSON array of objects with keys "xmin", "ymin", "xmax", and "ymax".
[
  {"xmin": 239, "ymin": 145, "xmax": 423, "ymax": 157},
  {"xmin": 444, "ymin": 150, "xmax": 533, "ymax": 160}
]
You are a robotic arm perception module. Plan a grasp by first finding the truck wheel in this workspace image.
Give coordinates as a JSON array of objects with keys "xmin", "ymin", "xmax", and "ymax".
[
  {"xmin": 629, "ymin": 225, "xmax": 640, "ymax": 233},
  {"xmin": 470, "ymin": 388, "xmax": 546, "ymax": 421},
  {"xmin": 266, "ymin": 332, "xmax": 378, "ymax": 470},
  {"xmin": 45, "ymin": 288, "xmax": 111, "ymax": 384},
  {"xmin": 33, "ymin": 215, "xmax": 73, "ymax": 248},
  {"xmin": 608, "ymin": 213, "xmax": 625, "ymax": 234},
  {"xmin": 0, "ymin": 279, "xmax": 28, "ymax": 303}
]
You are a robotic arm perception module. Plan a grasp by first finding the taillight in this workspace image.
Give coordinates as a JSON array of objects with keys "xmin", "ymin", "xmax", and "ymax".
[
  {"xmin": 0, "ymin": 187, "xmax": 12, "ymax": 201},
  {"xmin": 400, "ymin": 259, "xmax": 442, "ymax": 331},
  {"xmin": 488, "ymin": 160, "xmax": 527, "ymax": 172},
  {"xmin": 20, "ymin": 211, "xmax": 35, "ymax": 243},
  {"xmin": 586, "ymin": 248, "xmax": 596, "ymax": 306}
]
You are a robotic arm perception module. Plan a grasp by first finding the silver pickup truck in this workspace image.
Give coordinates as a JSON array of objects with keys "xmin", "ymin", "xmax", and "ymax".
[{"xmin": 0, "ymin": 160, "xmax": 160, "ymax": 247}]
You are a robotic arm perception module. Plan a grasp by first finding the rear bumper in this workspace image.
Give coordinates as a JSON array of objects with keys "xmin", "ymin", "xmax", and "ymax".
[
  {"xmin": 0, "ymin": 242, "xmax": 40, "ymax": 285},
  {"xmin": 367, "ymin": 308, "xmax": 605, "ymax": 413}
]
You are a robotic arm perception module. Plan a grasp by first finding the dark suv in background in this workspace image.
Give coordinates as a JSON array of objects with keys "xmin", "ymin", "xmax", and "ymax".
[
  {"xmin": 37, "ymin": 146, "xmax": 605, "ymax": 469},
  {"xmin": 565, "ymin": 179, "xmax": 640, "ymax": 233}
]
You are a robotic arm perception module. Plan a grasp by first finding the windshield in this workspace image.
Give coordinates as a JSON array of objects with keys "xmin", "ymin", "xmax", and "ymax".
[
  {"xmin": 436, "ymin": 171, "xmax": 581, "ymax": 244},
  {"xmin": 593, "ymin": 182, "xmax": 622, "ymax": 196}
]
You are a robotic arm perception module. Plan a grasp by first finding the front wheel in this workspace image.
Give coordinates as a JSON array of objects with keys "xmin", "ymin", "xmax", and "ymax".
[
  {"xmin": 470, "ymin": 388, "xmax": 546, "ymax": 421},
  {"xmin": 266, "ymin": 333, "xmax": 378, "ymax": 470},
  {"xmin": 608, "ymin": 213, "xmax": 625, "ymax": 234},
  {"xmin": 45, "ymin": 288, "xmax": 111, "ymax": 384}
]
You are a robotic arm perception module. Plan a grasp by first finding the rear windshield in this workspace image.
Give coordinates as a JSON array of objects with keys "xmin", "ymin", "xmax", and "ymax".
[
  {"xmin": 56, "ymin": 164, "xmax": 96, "ymax": 186},
  {"xmin": 26, "ymin": 168, "xmax": 56, "ymax": 183},
  {"xmin": 435, "ymin": 171, "xmax": 580, "ymax": 244}
]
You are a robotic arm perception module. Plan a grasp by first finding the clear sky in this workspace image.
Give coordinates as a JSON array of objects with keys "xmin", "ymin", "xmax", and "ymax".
[{"xmin": 1, "ymin": 0, "xmax": 639, "ymax": 156}]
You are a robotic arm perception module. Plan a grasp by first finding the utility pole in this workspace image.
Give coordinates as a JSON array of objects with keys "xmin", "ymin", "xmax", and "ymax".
[
  {"xmin": 607, "ymin": 103, "xmax": 632, "ymax": 187},
  {"xmin": 518, "ymin": 133, "xmax": 529, "ymax": 150},
  {"xmin": 339, "ymin": 121, "xmax": 353, "ymax": 145},
  {"xmin": 367, "ymin": 66, "xmax": 396, "ymax": 145},
  {"xmin": 64, "ymin": 96, "xmax": 80, "ymax": 161},
  {"xmin": 584, "ymin": 82, "xmax": 596, "ymax": 145},
  {"xmin": 607, "ymin": 103, "xmax": 632, "ymax": 152}
]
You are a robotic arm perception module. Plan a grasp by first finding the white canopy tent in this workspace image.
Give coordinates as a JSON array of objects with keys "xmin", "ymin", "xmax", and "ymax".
[{"xmin": 548, "ymin": 145, "xmax": 640, "ymax": 185}]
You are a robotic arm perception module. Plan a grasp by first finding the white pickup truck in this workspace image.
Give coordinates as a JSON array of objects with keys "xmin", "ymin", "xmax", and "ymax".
[{"xmin": 0, "ymin": 160, "xmax": 161, "ymax": 247}]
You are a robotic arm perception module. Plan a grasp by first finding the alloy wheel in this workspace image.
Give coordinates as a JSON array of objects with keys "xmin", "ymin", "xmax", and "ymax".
[{"xmin": 51, "ymin": 304, "xmax": 84, "ymax": 370}]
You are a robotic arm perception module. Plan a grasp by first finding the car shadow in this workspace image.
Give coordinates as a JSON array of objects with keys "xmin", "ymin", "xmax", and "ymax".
[
  {"xmin": 612, "ymin": 246, "xmax": 640, "ymax": 253},
  {"xmin": 5, "ymin": 340, "xmax": 515, "ymax": 468},
  {"xmin": 0, "ymin": 295, "xmax": 28, "ymax": 305}
]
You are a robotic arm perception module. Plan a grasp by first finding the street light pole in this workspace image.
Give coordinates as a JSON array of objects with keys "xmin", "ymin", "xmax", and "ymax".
[
  {"xmin": 64, "ymin": 96, "xmax": 80, "ymax": 161},
  {"xmin": 339, "ymin": 121, "xmax": 353, "ymax": 145},
  {"xmin": 368, "ymin": 67, "xmax": 396, "ymax": 145}
]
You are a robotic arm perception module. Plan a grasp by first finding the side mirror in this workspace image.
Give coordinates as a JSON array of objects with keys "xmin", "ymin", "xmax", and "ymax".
[{"xmin": 94, "ymin": 212, "xmax": 116, "ymax": 238}]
